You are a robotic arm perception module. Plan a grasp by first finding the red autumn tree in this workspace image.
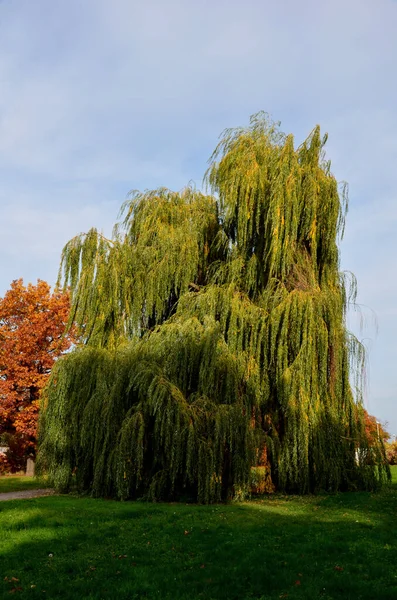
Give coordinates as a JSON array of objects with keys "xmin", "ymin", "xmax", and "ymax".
[
  {"xmin": 363, "ymin": 409, "xmax": 389, "ymax": 445},
  {"xmin": 0, "ymin": 279, "xmax": 74, "ymax": 472}
]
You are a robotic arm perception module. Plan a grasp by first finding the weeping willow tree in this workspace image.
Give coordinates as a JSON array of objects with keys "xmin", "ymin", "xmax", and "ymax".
[{"xmin": 38, "ymin": 113, "xmax": 389, "ymax": 502}]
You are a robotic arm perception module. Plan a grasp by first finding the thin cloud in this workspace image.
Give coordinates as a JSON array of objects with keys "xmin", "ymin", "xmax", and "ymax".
[{"xmin": 0, "ymin": 0, "xmax": 395, "ymax": 432}]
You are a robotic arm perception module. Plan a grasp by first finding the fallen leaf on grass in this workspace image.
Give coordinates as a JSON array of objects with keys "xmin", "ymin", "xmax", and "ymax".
[
  {"xmin": 334, "ymin": 566, "xmax": 344, "ymax": 572},
  {"xmin": 184, "ymin": 530, "xmax": 190, "ymax": 535},
  {"xmin": 200, "ymin": 564, "xmax": 205, "ymax": 569},
  {"xmin": 294, "ymin": 580, "xmax": 301, "ymax": 586},
  {"xmin": 10, "ymin": 587, "xmax": 23, "ymax": 593}
]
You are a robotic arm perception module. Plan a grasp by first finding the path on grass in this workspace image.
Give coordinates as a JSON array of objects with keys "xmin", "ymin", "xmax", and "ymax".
[{"xmin": 0, "ymin": 489, "xmax": 56, "ymax": 501}]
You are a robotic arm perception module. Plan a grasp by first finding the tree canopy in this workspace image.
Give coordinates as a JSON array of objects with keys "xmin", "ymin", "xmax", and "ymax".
[
  {"xmin": 38, "ymin": 113, "xmax": 390, "ymax": 501},
  {"xmin": 0, "ymin": 279, "xmax": 74, "ymax": 472}
]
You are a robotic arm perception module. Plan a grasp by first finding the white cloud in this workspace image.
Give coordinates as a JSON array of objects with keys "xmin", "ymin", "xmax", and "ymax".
[{"xmin": 0, "ymin": 0, "xmax": 396, "ymax": 431}]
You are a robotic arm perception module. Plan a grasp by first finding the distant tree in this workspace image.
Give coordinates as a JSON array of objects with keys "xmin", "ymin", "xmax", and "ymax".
[
  {"xmin": 385, "ymin": 439, "xmax": 397, "ymax": 465},
  {"xmin": 363, "ymin": 410, "xmax": 389, "ymax": 445},
  {"xmin": 38, "ymin": 113, "xmax": 390, "ymax": 501},
  {"xmin": 0, "ymin": 279, "xmax": 74, "ymax": 472}
]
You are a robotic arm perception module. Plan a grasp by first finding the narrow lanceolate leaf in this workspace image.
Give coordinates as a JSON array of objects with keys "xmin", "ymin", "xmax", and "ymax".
[{"xmin": 38, "ymin": 113, "xmax": 390, "ymax": 502}]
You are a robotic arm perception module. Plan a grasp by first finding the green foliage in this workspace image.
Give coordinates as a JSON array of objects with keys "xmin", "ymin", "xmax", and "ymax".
[
  {"xmin": 250, "ymin": 466, "xmax": 275, "ymax": 495},
  {"xmin": 38, "ymin": 112, "xmax": 389, "ymax": 501},
  {"xmin": 59, "ymin": 187, "xmax": 219, "ymax": 348}
]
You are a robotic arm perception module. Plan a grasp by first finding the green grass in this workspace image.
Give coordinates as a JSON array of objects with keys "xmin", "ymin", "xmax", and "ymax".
[
  {"xmin": 0, "ymin": 475, "xmax": 51, "ymax": 494},
  {"xmin": 0, "ymin": 467, "xmax": 396, "ymax": 600}
]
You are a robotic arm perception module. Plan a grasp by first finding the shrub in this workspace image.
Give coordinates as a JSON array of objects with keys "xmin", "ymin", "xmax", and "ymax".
[{"xmin": 386, "ymin": 440, "xmax": 397, "ymax": 465}]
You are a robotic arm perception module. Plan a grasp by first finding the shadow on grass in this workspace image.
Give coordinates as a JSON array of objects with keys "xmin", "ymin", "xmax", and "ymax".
[{"xmin": 0, "ymin": 480, "xmax": 396, "ymax": 600}]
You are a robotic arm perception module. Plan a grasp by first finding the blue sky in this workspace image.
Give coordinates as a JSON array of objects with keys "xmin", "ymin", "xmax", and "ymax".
[{"xmin": 0, "ymin": 0, "xmax": 396, "ymax": 433}]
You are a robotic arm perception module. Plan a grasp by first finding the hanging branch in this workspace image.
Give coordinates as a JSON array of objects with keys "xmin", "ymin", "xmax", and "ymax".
[{"xmin": 38, "ymin": 113, "xmax": 390, "ymax": 502}]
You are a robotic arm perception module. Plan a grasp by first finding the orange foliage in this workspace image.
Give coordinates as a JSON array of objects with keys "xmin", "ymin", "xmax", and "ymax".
[
  {"xmin": 363, "ymin": 409, "xmax": 389, "ymax": 446},
  {"xmin": 250, "ymin": 444, "xmax": 275, "ymax": 494},
  {"xmin": 0, "ymin": 279, "xmax": 74, "ymax": 472},
  {"xmin": 385, "ymin": 440, "xmax": 397, "ymax": 465}
]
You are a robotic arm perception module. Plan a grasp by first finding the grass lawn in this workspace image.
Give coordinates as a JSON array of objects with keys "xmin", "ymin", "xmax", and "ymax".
[
  {"xmin": 0, "ymin": 475, "xmax": 51, "ymax": 494},
  {"xmin": 0, "ymin": 467, "xmax": 396, "ymax": 600}
]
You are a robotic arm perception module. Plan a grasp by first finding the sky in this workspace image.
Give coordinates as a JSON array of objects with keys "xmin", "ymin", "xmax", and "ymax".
[{"xmin": 0, "ymin": 0, "xmax": 396, "ymax": 434}]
